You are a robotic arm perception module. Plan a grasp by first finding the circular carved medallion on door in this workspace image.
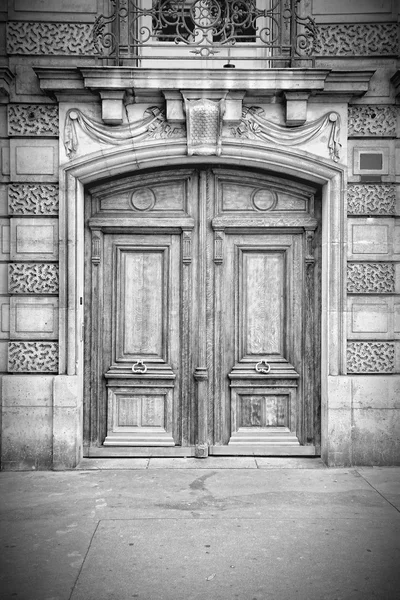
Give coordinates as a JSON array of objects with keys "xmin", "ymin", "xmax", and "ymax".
[
  {"xmin": 130, "ymin": 188, "xmax": 156, "ymax": 211},
  {"xmin": 251, "ymin": 189, "xmax": 277, "ymax": 211}
]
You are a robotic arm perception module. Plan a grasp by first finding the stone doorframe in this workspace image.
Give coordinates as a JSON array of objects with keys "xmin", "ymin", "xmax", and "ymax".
[{"xmin": 59, "ymin": 138, "xmax": 346, "ymax": 465}]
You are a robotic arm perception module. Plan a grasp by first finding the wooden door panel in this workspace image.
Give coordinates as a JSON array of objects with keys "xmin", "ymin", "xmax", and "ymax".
[
  {"xmin": 116, "ymin": 247, "xmax": 166, "ymax": 362},
  {"xmin": 240, "ymin": 250, "xmax": 285, "ymax": 359},
  {"xmin": 115, "ymin": 393, "xmax": 165, "ymax": 428},
  {"xmin": 94, "ymin": 170, "xmax": 193, "ymax": 215},
  {"xmin": 222, "ymin": 233, "xmax": 302, "ymax": 447},
  {"xmin": 103, "ymin": 233, "xmax": 180, "ymax": 446},
  {"xmin": 238, "ymin": 394, "xmax": 288, "ymax": 428},
  {"xmin": 104, "ymin": 386, "xmax": 174, "ymax": 446}
]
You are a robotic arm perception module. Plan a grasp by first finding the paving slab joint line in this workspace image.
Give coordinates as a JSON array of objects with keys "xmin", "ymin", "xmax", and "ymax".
[
  {"xmin": 356, "ymin": 469, "xmax": 400, "ymax": 514},
  {"xmin": 68, "ymin": 520, "xmax": 100, "ymax": 600}
]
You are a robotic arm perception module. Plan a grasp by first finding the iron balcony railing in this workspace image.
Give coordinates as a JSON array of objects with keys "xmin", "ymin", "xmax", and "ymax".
[{"xmin": 93, "ymin": 0, "xmax": 318, "ymax": 66}]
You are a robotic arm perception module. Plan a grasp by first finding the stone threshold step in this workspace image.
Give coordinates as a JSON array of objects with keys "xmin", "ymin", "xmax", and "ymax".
[{"xmin": 76, "ymin": 457, "xmax": 327, "ymax": 470}]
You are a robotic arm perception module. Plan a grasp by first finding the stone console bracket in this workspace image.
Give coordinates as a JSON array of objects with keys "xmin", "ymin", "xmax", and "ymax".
[{"xmin": 34, "ymin": 67, "xmax": 375, "ymax": 127}]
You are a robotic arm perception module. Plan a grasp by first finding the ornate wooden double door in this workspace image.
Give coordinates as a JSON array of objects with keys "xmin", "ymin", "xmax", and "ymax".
[{"xmin": 84, "ymin": 167, "xmax": 321, "ymax": 456}]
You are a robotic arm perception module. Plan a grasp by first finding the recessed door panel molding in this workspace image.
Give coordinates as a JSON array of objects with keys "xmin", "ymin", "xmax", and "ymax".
[
  {"xmin": 214, "ymin": 169, "xmax": 315, "ymax": 218},
  {"xmin": 240, "ymin": 250, "xmax": 285, "ymax": 359},
  {"xmin": 104, "ymin": 386, "xmax": 175, "ymax": 446},
  {"xmin": 238, "ymin": 394, "xmax": 289, "ymax": 429},
  {"xmin": 104, "ymin": 234, "xmax": 180, "ymax": 377},
  {"xmin": 90, "ymin": 169, "xmax": 194, "ymax": 216},
  {"xmin": 115, "ymin": 246, "xmax": 167, "ymax": 363},
  {"xmin": 221, "ymin": 232, "xmax": 306, "ymax": 449},
  {"xmin": 84, "ymin": 167, "xmax": 321, "ymax": 456}
]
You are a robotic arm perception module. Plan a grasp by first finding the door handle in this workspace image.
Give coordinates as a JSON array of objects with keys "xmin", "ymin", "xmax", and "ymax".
[
  {"xmin": 255, "ymin": 359, "xmax": 271, "ymax": 374},
  {"xmin": 132, "ymin": 360, "xmax": 147, "ymax": 374}
]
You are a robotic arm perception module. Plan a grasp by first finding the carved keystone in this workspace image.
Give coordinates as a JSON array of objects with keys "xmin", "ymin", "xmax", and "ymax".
[{"xmin": 163, "ymin": 90, "xmax": 244, "ymax": 127}]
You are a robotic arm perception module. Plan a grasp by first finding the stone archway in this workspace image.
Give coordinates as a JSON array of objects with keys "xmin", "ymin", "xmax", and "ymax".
[{"xmin": 59, "ymin": 139, "xmax": 346, "ymax": 462}]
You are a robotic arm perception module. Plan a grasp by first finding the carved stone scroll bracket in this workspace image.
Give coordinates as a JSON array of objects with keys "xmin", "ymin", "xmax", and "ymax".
[
  {"xmin": 305, "ymin": 229, "xmax": 315, "ymax": 265},
  {"xmin": 182, "ymin": 229, "xmax": 192, "ymax": 265},
  {"xmin": 214, "ymin": 229, "xmax": 225, "ymax": 265},
  {"xmin": 184, "ymin": 96, "xmax": 226, "ymax": 156},
  {"xmin": 91, "ymin": 233, "xmax": 101, "ymax": 265}
]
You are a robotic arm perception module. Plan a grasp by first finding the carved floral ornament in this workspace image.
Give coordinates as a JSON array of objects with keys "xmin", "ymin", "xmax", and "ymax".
[
  {"xmin": 231, "ymin": 107, "xmax": 341, "ymax": 162},
  {"xmin": 64, "ymin": 106, "xmax": 341, "ymax": 161},
  {"xmin": 64, "ymin": 106, "xmax": 184, "ymax": 157}
]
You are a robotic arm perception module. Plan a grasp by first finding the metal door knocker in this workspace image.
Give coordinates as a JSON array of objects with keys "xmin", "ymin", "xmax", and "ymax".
[
  {"xmin": 255, "ymin": 359, "xmax": 271, "ymax": 374},
  {"xmin": 132, "ymin": 360, "xmax": 147, "ymax": 374}
]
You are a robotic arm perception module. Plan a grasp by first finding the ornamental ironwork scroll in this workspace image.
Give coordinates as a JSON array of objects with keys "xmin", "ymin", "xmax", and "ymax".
[{"xmin": 93, "ymin": 0, "xmax": 317, "ymax": 66}]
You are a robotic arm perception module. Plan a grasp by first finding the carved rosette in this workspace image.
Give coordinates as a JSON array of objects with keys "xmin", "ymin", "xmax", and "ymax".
[
  {"xmin": 347, "ymin": 342, "xmax": 395, "ymax": 373},
  {"xmin": 313, "ymin": 23, "xmax": 398, "ymax": 56},
  {"xmin": 8, "ymin": 342, "xmax": 59, "ymax": 373},
  {"xmin": 8, "ymin": 184, "xmax": 59, "ymax": 215},
  {"xmin": 8, "ymin": 263, "xmax": 59, "ymax": 295},
  {"xmin": 7, "ymin": 21, "xmax": 95, "ymax": 55},
  {"xmin": 348, "ymin": 106, "xmax": 397, "ymax": 137},
  {"xmin": 347, "ymin": 263, "xmax": 395, "ymax": 294},
  {"xmin": 347, "ymin": 184, "xmax": 396, "ymax": 215},
  {"xmin": 8, "ymin": 105, "xmax": 59, "ymax": 136}
]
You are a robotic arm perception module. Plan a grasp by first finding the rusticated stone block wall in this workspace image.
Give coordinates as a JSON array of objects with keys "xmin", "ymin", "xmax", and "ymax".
[
  {"xmin": 0, "ymin": 0, "xmax": 100, "ymax": 469},
  {"xmin": 343, "ymin": 103, "xmax": 400, "ymax": 466},
  {"xmin": 346, "ymin": 105, "xmax": 400, "ymax": 374}
]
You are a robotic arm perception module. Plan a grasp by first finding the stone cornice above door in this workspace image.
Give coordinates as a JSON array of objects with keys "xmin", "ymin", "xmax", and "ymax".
[{"xmin": 34, "ymin": 67, "xmax": 375, "ymax": 127}]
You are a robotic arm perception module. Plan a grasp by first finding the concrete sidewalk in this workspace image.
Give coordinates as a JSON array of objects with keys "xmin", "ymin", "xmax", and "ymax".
[{"xmin": 1, "ymin": 458, "xmax": 400, "ymax": 600}]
